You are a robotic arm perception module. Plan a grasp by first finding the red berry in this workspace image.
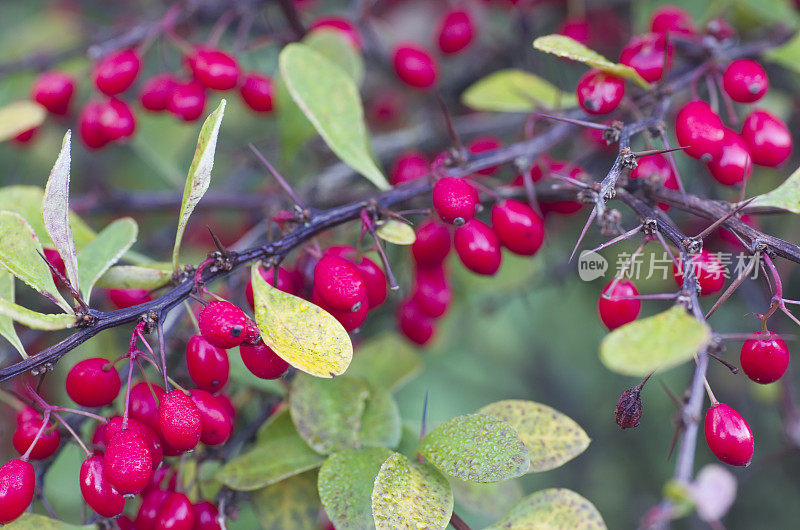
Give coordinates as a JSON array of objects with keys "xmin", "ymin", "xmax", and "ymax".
[
  {"xmin": 239, "ymin": 342, "xmax": 290, "ymax": 379},
  {"xmin": 740, "ymin": 110, "xmax": 792, "ymax": 167},
  {"xmin": 619, "ymin": 33, "xmax": 672, "ymax": 83},
  {"xmin": 79, "ymin": 100, "xmax": 110, "ymax": 149},
  {"xmin": 0, "ymin": 459, "xmax": 35, "ymax": 524},
  {"xmin": 367, "ymin": 89, "xmax": 406, "ymax": 126},
  {"xmin": 722, "ymin": 59, "xmax": 768, "ymax": 103},
  {"xmin": 104, "ymin": 416, "xmax": 163, "ymax": 468},
  {"xmin": 80, "ymin": 455, "xmax": 125, "ymax": 517},
  {"xmin": 411, "ymin": 220, "xmax": 451, "ymax": 266},
  {"xmin": 558, "ymin": 18, "xmax": 591, "ymax": 46},
  {"xmin": 246, "ymin": 265, "xmax": 295, "ymax": 310},
  {"xmin": 629, "ymin": 153, "xmax": 678, "ymax": 210},
  {"xmin": 432, "ymin": 177, "xmax": 478, "ymax": 225},
  {"xmin": 576, "ymin": 69, "xmax": 625, "ymax": 115},
  {"xmin": 137, "ymin": 489, "xmax": 171, "ymax": 530},
  {"xmin": 187, "ymin": 48, "xmax": 240, "ymax": 90},
  {"xmin": 13, "ymin": 416, "xmax": 60, "ymax": 460},
  {"xmin": 740, "ymin": 332, "xmax": 789, "ymax": 384},
  {"xmin": 31, "ymin": 71, "xmax": 75, "ymax": 115},
  {"xmin": 193, "ymin": 501, "xmax": 222, "ymax": 530},
  {"xmin": 239, "ymin": 72, "xmax": 274, "ymax": 112},
  {"xmin": 93, "ymin": 49, "xmax": 141, "ymax": 95},
  {"xmin": 185, "ymin": 335, "xmax": 230, "ymax": 393},
  {"xmin": 313, "ymin": 255, "xmax": 368, "ymax": 312},
  {"xmin": 390, "ymin": 151, "xmax": 429, "ymax": 185},
  {"xmin": 16, "ymin": 406, "xmax": 41, "ymax": 426},
  {"xmin": 66, "ymin": 357, "xmax": 121, "ymax": 407},
  {"xmin": 98, "ymin": 97, "xmax": 136, "ymax": 141},
  {"xmin": 672, "ymin": 249, "xmax": 725, "ymax": 296},
  {"xmin": 706, "ymin": 128, "xmax": 752, "ymax": 186},
  {"xmin": 397, "ymin": 298, "xmax": 435, "ymax": 345},
  {"xmin": 467, "ymin": 136, "xmax": 502, "ymax": 175},
  {"xmin": 156, "ymin": 492, "xmax": 195, "ymax": 530},
  {"xmin": 598, "ymin": 280, "xmax": 641, "ymax": 330},
  {"xmin": 675, "ymin": 100, "xmax": 725, "ymax": 160},
  {"xmin": 198, "ymin": 301, "xmax": 250, "ymax": 349},
  {"xmin": 103, "ymin": 429, "xmax": 154, "ymax": 494},
  {"xmin": 216, "ymin": 393, "xmax": 237, "ymax": 425},
  {"xmin": 437, "ymin": 9, "xmax": 474, "ymax": 54},
  {"xmin": 107, "ymin": 288, "xmax": 152, "ymax": 309},
  {"xmin": 650, "ymin": 5, "xmax": 696, "ymax": 35},
  {"xmin": 705, "ymin": 403, "xmax": 754, "ymax": 466},
  {"xmin": 313, "ymin": 285, "xmax": 370, "ymax": 331},
  {"xmin": 412, "ymin": 265, "xmax": 451, "ymax": 318},
  {"xmin": 539, "ymin": 160, "xmax": 586, "ymax": 215},
  {"xmin": 140, "ymin": 74, "xmax": 179, "ymax": 112},
  {"xmin": 167, "ymin": 80, "xmax": 207, "ymax": 121},
  {"xmin": 129, "ymin": 381, "xmax": 166, "ymax": 431},
  {"xmin": 355, "ymin": 257, "xmax": 387, "ymax": 309},
  {"xmin": 158, "ymin": 390, "xmax": 202, "ymax": 452},
  {"xmin": 491, "ymin": 199, "xmax": 545, "ymax": 256},
  {"xmin": 12, "ymin": 128, "xmax": 38, "ymax": 145},
  {"xmin": 393, "ymin": 44, "xmax": 438, "ymax": 89},
  {"xmin": 309, "ymin": 16, "xmax": 362, "ymax": 49},
  {"xmin": 454, "ymin": 219, "xmax": 502, "ymax": 275},
  {"xmin": 189, "ymin": 390, "xmax": 233, "ymax": 446}
]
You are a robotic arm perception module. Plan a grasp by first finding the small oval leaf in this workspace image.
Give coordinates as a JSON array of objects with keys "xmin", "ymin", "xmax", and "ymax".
[
  {"xmin": 477, "ymin": 400, "xmax": 590, "ymax": 473},
  {"xmin": 371, "ymin": 452, "xmax": 454, "ymax": 530},
  {"xmin": 252, "ymin": 470, "xmax": 321, "ymax": 530},
  {"xmin": 487, "ymin": 488, "xmax": 607, "ymax": 529},
  {"xmin": 750, "ymin": 164, "xmax": 800, "ymax": 213},
  {"xmin": 0, "ymin": 101, "xmax": 46, "ymax": 142},
  {"xmin": 77, "ymin": 218, "xmax": 138, "ymax": 302},
  {"xmin": 251, "ymin": 263, "xmax": 353, "ymax": 377},
  {"xmin": 95, "ymin": 264, "xmax": 172, "ymax": 290},
  {"xmin": 417, "ymin": 414, "xmax": 530, "ymax": 483},
  {"xmin": 600, "ymin": 305, "xmax": 711, "ymax": 377},
  {"xmin": 0, "ymin": 270, "xmax": 25, "ymax": 357},
  {"xmin": 462, "ymin": 69, "xmax": 577, "ymax": 112},
  {"xmin": 376, "ymin": 220, "xmax": 416, "ymax": 245}
]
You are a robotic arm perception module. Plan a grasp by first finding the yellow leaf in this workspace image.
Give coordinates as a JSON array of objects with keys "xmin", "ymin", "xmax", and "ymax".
[
  {"xmin": 376, "ymin": 220, "xmax": 416, "ymax": 245},
  {"xmin": 0, "ymin": 101, "xmax": 46, "ymax": 142}
]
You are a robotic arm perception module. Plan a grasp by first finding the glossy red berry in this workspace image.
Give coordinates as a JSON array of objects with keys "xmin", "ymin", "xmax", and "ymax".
[
  {"xmin": 66, "ymin": 357, "xmax": 121, "ymax": 407},
  {"xmin": 136, "ymin": 489, "xmax": 171, "ymax": 529},
  {"xmin": 158, "ymin": 390, "xmax": 202, "ymax": 452},
  {"xmin": 185, "ymin": 335, "xmax": 230, "ymax": 393},
  {"xmin": 650, "ymin": 5, "xmax": 696, "ymax": 35},
  {"xmin": 313, "ymin": 254, "xmax": 368, "ymax": 312},
  {"xmin": 187, "ymin": 48, "xmax": 240, "ymax": 90},
  {"xmin": 189, "ymin": 390, "xmax": 233, "ymax": 446},
  {"xmin": 139, "ymin": 74, "xmax": 179, "ymax": 112},
  {"xmin": 454, "ymin": 219, "xmax": 502, "ymax": 275},
  {"xmin": 467, "ymin": 136, "xmax": 502, "ymax": 175},
  {"xmin": 246, "ymin": 265, "xmax": 295, "ymax": 310},
  {"xmin": 16, "ymin": 406, "xmax": 41, "ymax": 426},
  {"xmin": 539, "ymin": 160, "xmax": 586, "ymax": 215},
  {"xmin": 107, "ymin": 287, "xmax": 152, "ymax": 309},
  {"xmin": 193, "ymin": 501, "xmax": 222, "ymax": 530},
  {"xmin": 309, "ymin": 16, "xmax": 362, "ymax": 49},
  {"xmin": 198, "ymin": 301, "xmax": 250, "ymax": 349},
  {"xmin": 13, "ymin": 415, "xmax": 60, "ymax": 460},
  {"xmin": 0, "ymin": 459, "xmax": 35, "ymax": 524},
  {"xmin": 167, "ymin": 80, "xmax": 207, "ymax": 121},
  {"xmin": 576, "ymin": 69, "xmax": 625, "ymax": 115},
  {"xmin": 390, "ymin": 151, "xmax": 429, "ymax": 185},
  {"xmin": 437, "ymin": 9, "xmax": 474, "ymax": 54},
  {"xmin": 491, "ymin": 199, "xmax": 545, "ymax": 256},
  {"xmin": 79, "ymin": 101, "xmax": 110, "ymax": 149},
  {"xmin": 156, "ymin": 492, "xmax": 195, "ymax": 530},
  {"xmin": 598, "ymin": 280, "xmax": 641, "ymax": 330},
  {"xmin": 31, "ymin": 71, "xmax": 75, "ymax": 115},
  {"xmin": 705, "ymin": 403, "xmax": 754, "ymax": 466},
  {"xmin": 397, "ymin": 298, "xmax": 435, "ymax": 345},
  {"xmin": 240, "ymin": 72, "xmax": 274, "ymax": 112},
  {"xmin": 412, "ymin": 265, "xmax": 451, "ymax": 318},
  {"xmin": 103, "ymin": 429, "xmax": 154, "ymax": 494},
  {"xmin": 629, "ymin": 153, "xmax": 678, "ymax": 210},
  {"xmin": 104, "ymin": 416, "xmax": 163, "ymax": 468},
  {"xmin": 558, "ymin": 18, "xmax": 591, "ymax": 46},
  {"xmin": 740, "ymin": 110, "xmax": 792, "ymax": 167},
  {"xmin": 740, "ymin": 333, "xmax": 789, "ymax": 384},
  {"xmin": 673, "ymin": 249, "xmax": 725, "ymax": 296},
  {"xmin": 432, "ymin": 177, "xmax": 477, "ymax": 225},
  {"xmin": 675, "ymin": 100, "xmax": 725, "ymax": 160},
  {"xmin": 96, "ymin": 98, "xmax": 136, "ymax": 142},
  {"xmin": 80, "ymin": 455, "xmax": 125, "ymax": 517},
  {"xmin": 93, "ymin": 49, "xmax": 141, "ymax": 95},
  {"xmin": 240, "ymin": 342, "xmax": 290, "ymax": 379},
  {"xmin": 12, "ymin": 128, "xmax": 38, "ymax": 145},
  {"xmin": 129, "ymin": 381, "xmax": 166, "ymax": 431},
  {"xmin": 393, "ymin": 44, "xmax": 438, "ymax": 89},
  {"xmin": 324, "ymin": 246, "xmax": 387, "ymax": 309},
  {"xmin": 411, "ymin": 220, "xmax": 451, "ymax": 266},
  {"xmin": 722, "ymin": 59, "xmax": 768, "ymax": 103},
  {"xmin": 619, "ymin": 33, "xmax": 672, "ymax": 83},
  {"xmin": 706, "ymin": 128, "xmax": 752, "ymax": 186},
  {"xmin": 321, "ymin": 295, "xmax": 370, "ymax": 331}
]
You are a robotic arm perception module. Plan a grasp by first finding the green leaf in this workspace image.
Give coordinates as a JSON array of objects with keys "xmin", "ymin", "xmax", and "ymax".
[
  {"xmin": 750, "ymin": 164, "xmax": 800, "ymax": 212},
  {"xmin": 95, "ymin": 264, "xmax": 172, "ymax": 290},
  {"xmin": 765, "ymin": 31, "xmax": 800, "ymax": 73},
  {"xmin": 3, "ymin": 514, "xmax": 94, "ymax": 529},
  {"xmin": 76, "ymin": 218, "xmax": 138, "ymax": 302},
  {"xmin": 277, "ymin": 79, "xmax": 317, "ymax": 164},
  {"xmin": 289, "ymin": 373, "xmax": 369, "ymax": 454},
  {"xmin": 450, "ymin": 477, "xmax": 524, "ymax": 518},
  {"xmin": 0, "ymin": 100, "xmax": 46, "ymax": 142},
  {"xmin": 533, "ymin": 35, "xmax": 651, "ymax": 90},
  {"xmin": 462, "ymin": 69, "xmax": 577, "ymax": 112},
  {"xmin": 487, "ymin": 488, "xmax": 607, "ymax": 529},
  {"xmin": 371, "ymin": 452, "xmax": 454, "ymax": 530},
  {"xmin": 257, "ymin": 406, "xmax": 297, "ymax": 443},
  {"xmin": 252, "ymin": 470, "xmax": 321, "ymax": 530},
  {"xmin": 318, "ymin": 447, "xmax": 393, "ymax": 529},
  {"xmin": 600, "ymin": 305, "xmax": 711, "ymax": 377},
  {"xmin": 279, "ymin": 43, "xmax": 389, "ymax": 190},
  {"xmin": 42, "ymin": 131, "xmax": 80, "ymax": 291},
  {"xmin": 360, "ymin": 383, "xmax": 402, "ymax": 448},
  {"xmin": 417, "ymin": 414, "xmax": 530, "ymax": 483},
  {"xmin": 376, "ymin": 220, "xmax": 416, "ymax": 245},
  {"xmin": 0, "ymin": 211, "xmax": 70, "ymax": 311},
  {"xmin": 0, "ymin": 296, "xmax": 74, "ymax": 329},
  {"xmin": 172, "ymin": 99, "xmax": 226, "ymax": 269},
  {"xmin": 303, "ymin": 29, "xmax": 364, "ymax": 85},
  {"xmin": 477, "ymin": 400, "xmax": 590, "ymax": 472},
  {"xmin": 0, "ymin": 270, "xmax": 24, "ymax": 357},
  {"xmin": 251, "ymin": 263, "xmax": 353, "ymax": 377},
  {"xmin": 348, "ymin": 333, "xmax": 422, "ymax": 391}
]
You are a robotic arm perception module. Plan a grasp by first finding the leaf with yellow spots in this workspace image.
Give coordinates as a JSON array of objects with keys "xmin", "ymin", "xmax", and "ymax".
[{"xmin": 486, "ymin": 488, "xmax": 607, "ymax": 529}]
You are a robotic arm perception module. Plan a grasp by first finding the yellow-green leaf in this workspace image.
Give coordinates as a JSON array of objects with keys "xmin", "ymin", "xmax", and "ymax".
[
  {"xmin": 251, "ymin": 263, "xmax": 353, "ymax": 377},
  {"xmin": 0, "ymin": 100, "xmax": 46, "ymax": 142},
  {"xmin": 749, "ymin": 164, "xmax": 800, "ymax": 212},
  {"xmin": 372, "ymin": 452, "xmax": 453, "ymax": 530},
  {"xmin": 77, "ymin": 218, "xmax": 138, "ymax": 302},
  {"xmin": 172, "ymin": 100, "xmax": 226, "ymax": 269},
  {"xmin": 600, "ymin": 305, "xmax": 711, "ymax": 377},
  {"xmin": 280, "ymin": 43, "xmax": 389, "ymax": 190},
  {"xmin": 0, "ymin": 296, "xmax": 75, "ymax": 330},
  {"xmin": 252, "ymin": 470, "xmax": 321, "ymax": 530},
  {"xmin": 347, "ymin": 333, "xmax": 422, "ymax": 391},
  {"xmin": 486, "ymin": 488, "xmax": 607, "ymax": 529},
  {"xmin": 376, "ymin": 220, "xmax": 416, "ymax": 245},
  {"xmin": 0, "ymin": 211, "xmax": 70, "ymax": 312},
  {"xmin": 533, "ymin": 34, "xmax": 651, "ymax": 90},
  {"xmin": 3, "ymin": 513, "xmax": 94, "ymax": 529},
  {"xmin": 765, "ymin": 31, "xmax": 800, "ymax": 74},
  {"xmin": 462, "ymin": 69, "xmax": 577, "ymax": 112},
  {"xmin": 417, "ymin": 414, "xmax": 530, "ymax": 483},
  {"xmin": 477, "ymin": 400, "xmax": 590, "ymax": 473},
  {"xmin": 95, "ymin": 264, "xmax": 172, "ymax": 290},
  {"xmin": 0, "ymin": 270, "xmax": 24, "ymax": 357}
]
